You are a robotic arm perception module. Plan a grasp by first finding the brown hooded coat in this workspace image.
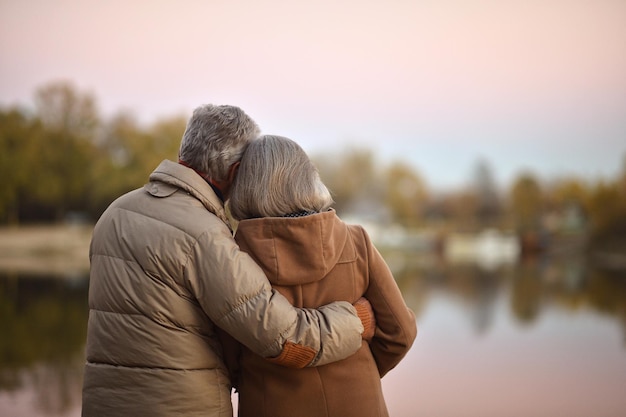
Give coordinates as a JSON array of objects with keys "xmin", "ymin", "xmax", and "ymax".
[{"xmin": 221, "ymin": 209, "xmax": 417, "ymax": 417}]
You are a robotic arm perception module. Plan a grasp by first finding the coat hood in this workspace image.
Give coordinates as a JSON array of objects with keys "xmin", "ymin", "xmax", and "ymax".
[{"xmin": 234, "ymin": 209, "xmax": 357, "ymax": 286}]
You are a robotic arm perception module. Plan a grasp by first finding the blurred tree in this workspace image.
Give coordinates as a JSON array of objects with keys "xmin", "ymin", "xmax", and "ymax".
[
  {"xmin": 314, "ymin": 148, "xmax": 385, "ymax": 218},
  {"xmin": 543, "ymin": 178, "xmax": 589, "ymax": 235},
  {"xmin": 443, "ymin": 190, "xmax": 479, "ymax": 232},
  {"xmin": 25, "ymin": 81, "xmax": 101, "ymax": 220},
  {"xmin": 509, "ymin": 173, "xmax": 545, "ymax": 254},
  {"xmin": 586, "ymin": 180, "xmax": 626, "ymax": 242},
  {"xmin": 34, "ymin": 81, "xmax": 99, "ymax": 138},
  {"xmin": 509, "ymin": 173, "xmax": 543, "ymax": 233},
  {"xmin": 384, "ymin": 161, "xmax": 428, "ymax": 228},
  {"xmin": 145, "ymin": 115, "xmax": 186, "ymax": 165},
  {"xmin": 472, "ymin": 159, "xmax": 501, "ymax": 227},
  {"xmin": 549, "ymin": 178, "xmax": 588, "ymax": 205},
  {"xmin": 0, "ymin": 80, "xmax": 187, "ymax": 224},
  {"xmin": 89, "ymin": 112, "xmax": 139, "ymax": 214},
  {"xmin": 90, "ymin": 113, "xmax": 185, "ymax": 216},
  {"xmin": 0, "ymin": 109, "xmax": 43, "ymax": 224}
]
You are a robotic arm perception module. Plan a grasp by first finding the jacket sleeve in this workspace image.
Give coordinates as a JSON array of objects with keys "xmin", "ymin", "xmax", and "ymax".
[
  {"xmin": 185, "ymin": 223, "xmax": 364, "ymax": 368},
  {"xmin": 358, "ymin": 226, "xmax": 418, "ymax": 377}
]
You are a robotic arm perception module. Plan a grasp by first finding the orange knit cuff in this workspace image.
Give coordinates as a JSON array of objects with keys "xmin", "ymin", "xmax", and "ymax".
[
  {"xmin": 354, "ymin": 299, "xmax": 375, "ymax": 341},
  {"xmin": 265, "ymin": 341, "xmax": 317, "ymax": 369}
]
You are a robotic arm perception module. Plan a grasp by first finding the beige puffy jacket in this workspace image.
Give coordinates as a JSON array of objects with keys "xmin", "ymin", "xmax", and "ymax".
[{"xmin": 81, "ymin": 160, "xmax": 364, "ymax": 417}]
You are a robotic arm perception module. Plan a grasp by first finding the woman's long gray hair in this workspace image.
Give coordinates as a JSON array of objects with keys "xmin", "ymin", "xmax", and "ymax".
[
  {"xmin": 228, "ymin": 135, "xmax": 334, "ymax": 220},
  {"xmin": 178, "ymin": 104, "xmax": 260, "ymax": 181}
]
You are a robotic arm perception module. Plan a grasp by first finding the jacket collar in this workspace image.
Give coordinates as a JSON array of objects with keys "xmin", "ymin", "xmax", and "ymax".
[{"xmin": 146, "ymin": 159, "xmax": 231, "ymax": 226}]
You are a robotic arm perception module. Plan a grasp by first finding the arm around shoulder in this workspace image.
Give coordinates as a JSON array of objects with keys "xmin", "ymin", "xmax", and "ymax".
[{"xmin": 187, "ymin": 226, "xmax": 365, "ymax": 367}]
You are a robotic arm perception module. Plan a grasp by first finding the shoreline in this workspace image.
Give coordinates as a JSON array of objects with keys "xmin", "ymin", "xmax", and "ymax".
[
  {"xmin": 1, "ymin": 224, "xmax": 624, "ymax": 278},
  {"xmin": 0, "ymin": 224, "xmax": 93, "ymax": 277}
]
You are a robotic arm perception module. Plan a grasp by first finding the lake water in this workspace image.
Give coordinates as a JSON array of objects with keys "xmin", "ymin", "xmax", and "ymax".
[{"xmin": 1, "ymin": 250, "xmax": 625, "ymax": 417}]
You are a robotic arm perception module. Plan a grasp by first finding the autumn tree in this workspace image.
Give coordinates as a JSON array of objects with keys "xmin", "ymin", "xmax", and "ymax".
[
  {"xmin": 441, "ymin": 190, "xmax": 480, "ymax": 232},
  {"xmin": 384, "ymin": 161, "xmax": 428, "ymax": 228},
  {"xmin": 90, "ymin": 112, "xmax": 185, "ymax": 214},
  {"xmin": 543, "ymin": 178, "xmax": 589, "ymax": 235},
  {"xmin": 472, "ymin": 159, "xmax": 501, "ymax": 227},
  {"xmin": 0, "ymin": 109, "xmax": 45, "ymax": 224},
  {"xmin": 314, "ymin": 148, "xmax": 386, "ymax": 218},
  {"xmin": 509, "ymin": 173, "xmax": 543, "ymax": 233},
  {"xmin": 586, "ymin": 180, "xmax": 626, "ymax": 242},
  {"xmin": 27, "ymin": 81, "xmax": 101, "ymax": 220}
]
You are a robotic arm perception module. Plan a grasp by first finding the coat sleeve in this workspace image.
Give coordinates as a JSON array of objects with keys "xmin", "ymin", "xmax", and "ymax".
[
  {"xmin": 185, "ymin": 223, "xmax": 364, "ymax": 368},
  {"xmin": 358, "ymin": 226, "xmax": 418, "ymax": 377}
]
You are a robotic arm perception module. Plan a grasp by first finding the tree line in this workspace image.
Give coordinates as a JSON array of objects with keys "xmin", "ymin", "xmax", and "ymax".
[
  {"xmin": 1, "ymin": 81, "xmax": 185, "ymax": 224},
  {"xmin": 317, "ymin": 148, "xmax": 626, "ymax": 249},
  {"xmin": 1, "ymin": 81, "xmax": 625, "ymax": 248}
]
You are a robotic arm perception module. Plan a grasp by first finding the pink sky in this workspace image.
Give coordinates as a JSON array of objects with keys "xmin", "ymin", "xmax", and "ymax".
[{"xmin": 1, "ymin": 0, "xmax": 625, "ymax": 189}]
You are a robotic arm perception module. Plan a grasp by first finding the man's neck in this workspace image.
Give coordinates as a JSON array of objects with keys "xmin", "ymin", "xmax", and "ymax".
[{"xmin": 178, "ymin": 159, "xmax": 225, "ymax": 202}]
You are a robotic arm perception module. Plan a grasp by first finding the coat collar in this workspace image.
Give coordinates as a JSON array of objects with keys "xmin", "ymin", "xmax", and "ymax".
[{"xmin": 145, "ymin": 159, "xmax": 231, "ymax": 226}]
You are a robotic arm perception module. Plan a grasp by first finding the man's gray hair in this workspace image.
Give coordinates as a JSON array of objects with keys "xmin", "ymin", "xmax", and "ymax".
[
  {"xmin": 229, "ymin": 135, "xmax": 334, "ymax": 220},
  {"xmin": 179, "ymin": 104, "xmax": 261, "ymax": 181}
]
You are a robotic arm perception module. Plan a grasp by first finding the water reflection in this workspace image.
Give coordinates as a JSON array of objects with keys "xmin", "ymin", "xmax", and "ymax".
[
  {"xmin": 388, "ymin": 249, "xmax": 626, "ymax": 341},
  {"xmin": 0, "ymin": 273, "xmax": 88, "ymax": 416},
  {"xmin": 1, "ymin": 252, "xmax": 625, "ymax": 416}
]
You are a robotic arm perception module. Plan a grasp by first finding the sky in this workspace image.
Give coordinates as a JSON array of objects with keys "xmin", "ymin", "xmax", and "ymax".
[{"xmin": 1, "ymin": 0, "xmax": 625, "ymax": 190}]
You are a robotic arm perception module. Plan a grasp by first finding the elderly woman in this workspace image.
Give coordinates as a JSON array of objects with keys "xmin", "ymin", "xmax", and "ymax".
[{"xmin": 221, "ymin": 135, "xmax": 417, "ymax": 417}]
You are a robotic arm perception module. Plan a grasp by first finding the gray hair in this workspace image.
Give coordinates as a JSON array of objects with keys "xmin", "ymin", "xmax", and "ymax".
[
  {"xmin": 178, "ymin": 104, "xmax": 260, "ymax": 181},
  {"xmin": 229, "ymin": 135, "xmax": 334, "ymax": 220}
]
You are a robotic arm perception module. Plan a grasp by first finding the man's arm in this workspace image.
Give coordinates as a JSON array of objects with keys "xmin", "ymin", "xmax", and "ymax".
[{"xmin": 187, "ymin": 225, "xmax": 372, "ymax": 367}]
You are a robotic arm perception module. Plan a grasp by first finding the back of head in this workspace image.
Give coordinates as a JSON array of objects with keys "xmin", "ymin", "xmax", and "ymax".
[
  {"xmin": 229, "ymin": 135, "xmax": 333, "ymax": 220},
  {"xmin": 179, "ymin": 104, "xmax": 260, "ymax": 181}
]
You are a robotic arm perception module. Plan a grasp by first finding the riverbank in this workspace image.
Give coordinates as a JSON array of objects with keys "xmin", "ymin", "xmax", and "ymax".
[
  {"xmin": 0, "ymin": 224, "xmax": 92, "ymax": 276},
  {"xmin": 1, "ymin": 223, "xmax": 624, "ymax": 277}
]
